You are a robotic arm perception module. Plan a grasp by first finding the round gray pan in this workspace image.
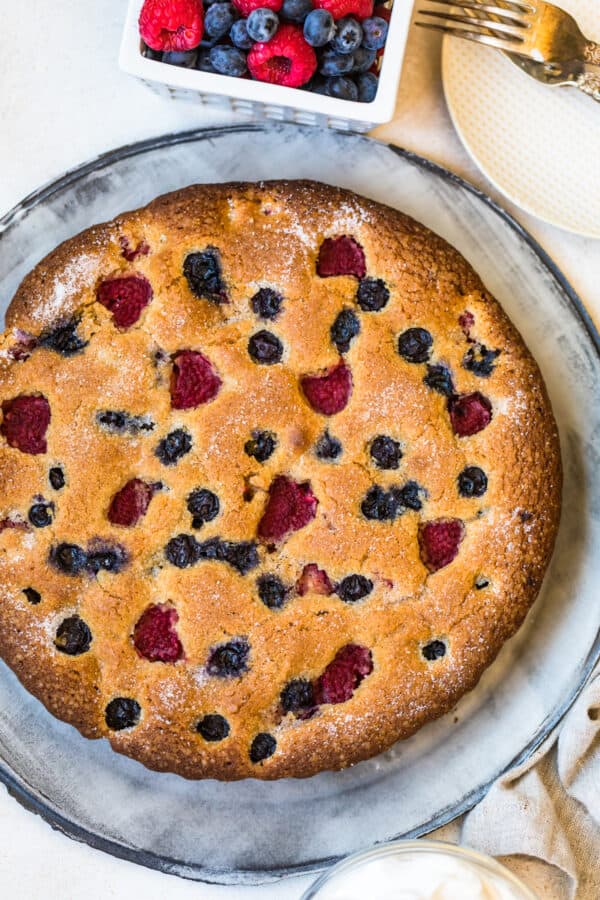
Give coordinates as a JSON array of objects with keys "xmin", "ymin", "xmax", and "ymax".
[{"xmin": 0, "ymin": 124, "xmax": 598, "ymax": 885}]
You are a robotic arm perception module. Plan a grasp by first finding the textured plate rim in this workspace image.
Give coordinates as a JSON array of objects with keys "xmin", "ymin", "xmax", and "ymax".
[
  {"xmin": 440, "ymin": 37, "xmax": 600, "ymax": 240},
  {"xmin": 0, "ymin": 123, "xmax": 598, "ymax": 886}
]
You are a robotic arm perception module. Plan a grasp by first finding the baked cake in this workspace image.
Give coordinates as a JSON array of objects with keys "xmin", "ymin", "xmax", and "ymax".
[{"xmin": 0, "ymin": 180, "xmax": 561, "ymax": 780}]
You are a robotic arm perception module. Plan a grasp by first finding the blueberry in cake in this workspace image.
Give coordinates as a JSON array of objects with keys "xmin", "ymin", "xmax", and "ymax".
[{"xmin": 0, "ymin": 181, "xmax": 561, "ymax": 780}]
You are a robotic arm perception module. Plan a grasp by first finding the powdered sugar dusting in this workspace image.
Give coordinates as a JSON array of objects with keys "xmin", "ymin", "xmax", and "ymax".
[{"xmin": 32, "ymin": 253, "xmax": 97, "ymax": 323}]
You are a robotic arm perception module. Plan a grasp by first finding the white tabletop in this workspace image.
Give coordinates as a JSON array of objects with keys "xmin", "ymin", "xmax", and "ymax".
[{"xmin": 0, "ymin": 2, "xmax": 598, "ymax": 898}]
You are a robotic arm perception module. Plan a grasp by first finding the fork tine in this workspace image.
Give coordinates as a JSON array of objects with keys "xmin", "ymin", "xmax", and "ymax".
[
  {"xmin": 484, "ymin": 0, "xmax": 536, "ymax": 12},
  {"xmin": 423, "ymin": 0, "xmax": 531, "ymax": 23},
  {"xmin": 415, "ymin": 19, "xmax": 526, "ymax": 52},
  {"xmin": 418, "ymin": 9, "xmax": 527, "ymax": 40}
]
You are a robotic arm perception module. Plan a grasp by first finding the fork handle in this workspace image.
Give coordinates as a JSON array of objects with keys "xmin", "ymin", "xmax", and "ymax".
[
  {"xmin": 576, "ymin": 70, "xmax": 600, "ymax": 103},
  {"xmin": 583, "ymin": 41, "xmax": 600, "ymax": 68}
]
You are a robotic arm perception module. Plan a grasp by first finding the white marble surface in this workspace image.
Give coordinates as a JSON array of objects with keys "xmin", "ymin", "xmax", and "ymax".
[{"xmin": 0, "ymin": 2, "xmax": 598, "ymax": 898}]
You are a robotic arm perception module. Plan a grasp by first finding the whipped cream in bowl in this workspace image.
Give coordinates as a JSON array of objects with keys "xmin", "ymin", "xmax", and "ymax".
[{"xmin": 301, "ymin": 840, "xmax": 537, "ymax": 900}]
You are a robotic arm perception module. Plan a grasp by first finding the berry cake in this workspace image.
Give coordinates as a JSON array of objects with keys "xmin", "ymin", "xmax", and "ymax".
[{"xmin": 0, "ymin": 180, "xmax": 561, "ymax": 780}]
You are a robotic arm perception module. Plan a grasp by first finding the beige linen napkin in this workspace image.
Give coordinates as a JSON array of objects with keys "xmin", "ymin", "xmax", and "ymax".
[{"xmin": 429, "ymin": 670, "xmax": 600, "ymax": 898}]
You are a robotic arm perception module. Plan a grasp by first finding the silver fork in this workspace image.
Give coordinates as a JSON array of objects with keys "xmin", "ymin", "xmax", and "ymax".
[{"xmin": 416, "ymin": 0, "xmax": 600, "ymax": 102}]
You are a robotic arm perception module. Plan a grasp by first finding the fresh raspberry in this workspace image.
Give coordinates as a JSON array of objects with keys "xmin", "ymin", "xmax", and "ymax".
[
  {"xmin": 119, "ymin": 236, "xmax": 150, "ymax": 262},
  {"xmin": 97, "ymin": 275, "xmax": 153, "ymax": 329},
  {"xmin": 233, "ymin": 0, "xmax": 282, "ymax": 14},
  {"xmin": 458, "ymin": 310, "xmax": 475, "ymax": 339},
  {"xmin": 108, "ymin": 479, "xmax": 155, "ymax": 527},
  {"xmin": 317, "ymin": 236, "xmax": 366, "ymax": 278},
  {"xmin": 247, "ymin": 24, "xmax": 316, "ymax": 87},
  {"xmin": 448, "ymin": 392, "xmax": 492, "ymax": 437},
  {"xmin": 419, "ymin": 518, "xmax": 465, "ymax": 572},
  {"xmin": 170, "ymin": 350, "xmax": 222, "ymax": 410},
  {"xmin": 139, "ymin": 0, "xmax": 204, "ymax": 52},
  {"xmin": 301, "ymin": 359, "xmax": 353, "ymax": 415},
  {"xmin": 258, "ymin": 475, "xmax": 318, "ymax": 542},
  {"xmin": 133, "ymin": 604, "xmax": 183, "ymax": 662},
  {"xmin": 296, "ymin": 563, "xmax": 333, "ymax": 596},
  {"xmin": 0, "ymin": 518, "xmax": 28, "ymax": 533},
  {"xmin": 313, "ymin": 0, "xmax": 373, "ymax": 20},
  {"xmin": 1, "ymin": 395, "xmax": 50, "ymax": 455},
  {"xmin": 9, "ymin": 331, "xmax": 36, "ymax": 361},
  {"xmin": 315, "ymin": 644, "xmax": 373, "ymax": 705}
]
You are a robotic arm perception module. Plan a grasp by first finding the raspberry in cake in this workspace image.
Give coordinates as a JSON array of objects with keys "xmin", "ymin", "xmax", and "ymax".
[{"xmin": 0, "ymin": 181, "xmax": 561, "ymax": 780}]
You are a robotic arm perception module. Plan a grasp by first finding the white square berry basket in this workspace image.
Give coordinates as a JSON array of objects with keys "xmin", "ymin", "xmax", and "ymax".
[{"xmin": 119, "ymin": 0, "xmax": 414, "ymax": 132}]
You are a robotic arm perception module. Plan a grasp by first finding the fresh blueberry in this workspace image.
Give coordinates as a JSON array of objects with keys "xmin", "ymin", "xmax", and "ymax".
[
  {"xmin": 281, "ymin": 679, "xmax": 315, "ymax": 712},
  {"xmin": 97, "ymin": 410, "xmax": 126, "ymax": 431},
  {"xmin": 51, "ymin": 543, "xmax": 88, "ymax": 575},
  {"xmin": 333, "ymin": 17, "xmax": 363, "ymax": 54},
  {"xmin": 86, "ymin": 544, "xmax": 127, "ymax": 575},
  {"xmin": 395, "ymin": 480, "xmax": 424, "ymax": 511},
  {"xmin": 336, "ymin": 574, "xmax": 373, "ymax": 603},
  {"xmin": 143, "ymin": 45, "xmax": 163, "ymax": 61},
  {"xmin": 220, "ymin": 541, "xmax": 260, "ymax": 575},
  {"xmin": 248, "ymin": 330, "xmax": 283, "ymax": 364},
  {"xmin": 352, "ymin": 46, "xmax": 376, "ymax": 73},
  {"xmin": 209, "ymin": 45, "xmax": 248, "ymax": 76},
  {"xmin": 282, "ymin": 0, "xmax": 313, "ymax": 21},
  {"xmin": 250, "ymin": 732, "xmax": 276, "ymax": 762},
  {"xmin": 361, "ymin": 15, "xmax": 388, "ymax": 50},
  {"xmin": 105, "ymin": 697, "xmax": 141, "ymax": 731},
  {"xmin": 207, "ymin": 638, "xmax": 250, "ymax": 677},
  {"xmin": 305, "ymin": 74, "xmax": 329, "ymax": 94},
  {"xmin": 196, "ymin": 46, "xmax": 217, "ymax": 71},
  {"xmin": 423, "ymin": 364, "xmax": 454, "ymax": 396},
  {"xmin": 247, "ymin": 8, "xmax": 279, "ymax": 41},
  {"xmin": 304, "ymin": 9, "xmax": 335, "ymax": 47},
  {"xmin": 197, "ymin": 714, "xmax": 230, "ymax": 741},
  {"xmin": 422, "ymin": 639, "xmax": 446, "ymax": 661},
  {"xmin": 205, "ymin": 2, "xmax": 236, "ymax": 38},
  {"xmin": 196, "ymin": 536, "xmax": 227, "ymax": 563},
  {"xmin": 230, "ymin": 18, "xmax": 254, "ymax": 49},
  {"xmin": 244, "ymin": 430, "xmax": 277, "ymax": 463},
  {"xmin": 28, "ymin": 502, "xmax": 53, "ymax": 528},
  {"xmin": 326, "ymin": 76, "xmax": 358, "ymax": 100},
  {"xmin": 330, "ymin": 308, "xmax": 360, "ymax": 352},
  {"xmin": 23, "ymin": 587, "xmax": 41, "ymax": 605},
  {"xmin": 165, "ymin": 533, "xmax": 200, "ymax": 568},
  {"xmin": 356, "ymin": 277, "xmax": 389, "ymax": 311},
  {"xmin": 49, "ymin": 466, "xmax": 65, "ymax": 490},
  {"xmin": 39, "ymin": 316, "xmax": 88, "ymax": 356},
  {"xmin": 458, "ymin": 466, "xmax": 488, "ymax": 498},
  {"xmin": 184, "ymin": 249, "xmax": 227, "ymax": 302},
  {"xmin": 97, "ymin": 410, "xmax": 154, "ymax": 435},
  {"xmin": 162, "ymin": 50, "xmax": 198, "ymax": 67},
  {"xmin": 250, "ymin": 287, "xmax": 283, "ymax": 320},
  {"xmin": 155, "ymin": 428, "xmax": 192, "ymax": 466},
  {"xmin": 320, "ymin": 48, "xmax": 354, "ymax": 75},
  {"xmin": 463, "ymin": 344, "xmax": 501, "ymax": 377},
  {"xmin": 315, "ymin": 430, "xmax": 342, "ymax": 460},
  {"xmin": 55, "ymin": 616, "xmax": 92, "ymax": 655},
  {"xmin": 370, "ymin": 435, "xmax": 402, "ymax": 469},
  {"xmin": 397, "ymin": 327, "xmax": 433, "ymax": 363},
  {"xmin": 187, "ymin": 488, "xmax": 220, "ymax": 526},
  {"xmin": 361, "ymin": 485, "xmax": 401, "ymax": 521},
  {"xmin": 356, "ymin": 70, "xmax": 378, "ymax": 102},
  {"xmin": 257, "ymin": 573, "xmax": 287, "ymax": 609},
  {"xmin": 193, "ymin": 538, "xmax": 259, "ymax": 575}
]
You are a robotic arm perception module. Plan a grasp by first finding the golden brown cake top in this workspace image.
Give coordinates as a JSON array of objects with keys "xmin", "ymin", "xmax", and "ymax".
[{"xmin": 0, "ymin": 180, "xmax": 561, "ymax": 779}]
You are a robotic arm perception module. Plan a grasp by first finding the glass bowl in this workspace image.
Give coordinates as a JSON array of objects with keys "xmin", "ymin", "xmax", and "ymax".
[{"xmin": 301, "ymin": 840, "xmax": 538, "ymax": 899}]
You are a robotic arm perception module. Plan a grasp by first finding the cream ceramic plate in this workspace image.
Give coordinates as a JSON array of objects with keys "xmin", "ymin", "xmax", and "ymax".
[{"xmin": 442, "ymin": 0, "xmax": 600, "ymax": 237}]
